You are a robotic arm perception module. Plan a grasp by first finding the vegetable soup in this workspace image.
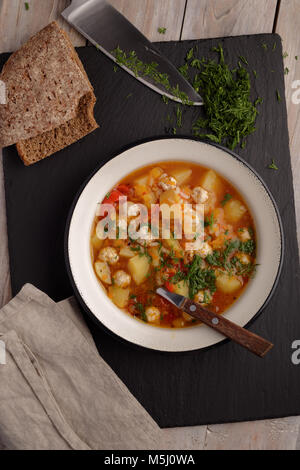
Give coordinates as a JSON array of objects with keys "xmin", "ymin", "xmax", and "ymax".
[{"xmin": 91, "ymin": 162, "xmax": 257, "ymax": 328}]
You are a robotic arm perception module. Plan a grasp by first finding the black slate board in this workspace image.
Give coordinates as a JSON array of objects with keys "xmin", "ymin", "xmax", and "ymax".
[{"xmin": 2, "ymin": 34, "xmax": 300, "ymax": 428}]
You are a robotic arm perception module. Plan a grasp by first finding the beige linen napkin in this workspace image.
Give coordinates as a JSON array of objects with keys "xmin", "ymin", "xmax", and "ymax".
[{"xmin": 0, "ymin": 284, "xmax": 161, "ymax": 450}]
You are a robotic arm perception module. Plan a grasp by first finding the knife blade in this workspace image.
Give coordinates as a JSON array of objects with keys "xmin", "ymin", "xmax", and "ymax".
[
  {"xmin": 156, "ymin": 288, "xmax": 273, "ymax": 357},
  {"xmin": 62, "ymin": 0, "xmax": 204, "ymax": 106}
]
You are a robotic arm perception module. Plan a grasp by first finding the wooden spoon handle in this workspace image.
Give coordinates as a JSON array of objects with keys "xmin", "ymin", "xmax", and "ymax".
[{"xmin": 182, "ymin": 299, "xmax": 273, "ymax": 357}]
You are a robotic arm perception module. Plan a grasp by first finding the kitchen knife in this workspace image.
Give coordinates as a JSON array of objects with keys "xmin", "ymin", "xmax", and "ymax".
[
  {"xmin": 62, "ymin": 0, "xmax": 204, "ymax": 105},
  {"xmin": 156, "ymin": 288, "xmax": 274, "ymax": 357}
]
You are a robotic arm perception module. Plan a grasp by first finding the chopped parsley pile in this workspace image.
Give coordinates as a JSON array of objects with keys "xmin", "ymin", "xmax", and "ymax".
[
  {"xmin": 187, "ymin": 45, "xmax": 262, "ymax": 150},
  {"xmin": 111, "ymin": 43, "xmax": 264, "ymax": 151}
]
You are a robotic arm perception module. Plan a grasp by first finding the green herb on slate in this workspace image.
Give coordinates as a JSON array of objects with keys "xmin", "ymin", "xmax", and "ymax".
[
  {"xmin": 191, "ymin": 44, "xmax": 261, "ymax": 150},
  {"xmin": 284, "ymin": 67, "xmax": 289, "ymax": 75},
  {"xmin": 269, "ymin": 160, "xmax": 279, "ymax": 170},
  {"xmin": 273, "ymin": 42, "xmax": 277, "ymax": 51},
  {"xmin": 111, "ymin": 47, "xmax": 193, "ymax": 105},
  {"xmin": 262, "ymin": 43, "xmax": 268, "ymax": 51},
  {"xmin": 283, "ymin": 51, "xmax": 289, "ymax": 59},
  {"xmin": 158, "ymin": 27, "xmax": 167, "ymax": 34},
  {"xmin": 253, "ymin": 69, "xmax": 257, "ymax": 78},
  {"xmin": 276, "ymin": 89, "xmax": 281, "ymax": 102},
  {"xmin": 178, "ymin": 63, "xmax": 189, "ymax": 80},
  {"xmin": 25, "ymin": 2, "xmax": 29, "ymax": 10},
  {"xmin": 176, "ymin": 106, "xmax": 183, "ymax": 128},
  {"xmin": 254, "ymin": 97, "xmax": 263, "ymax": 106},
  {"xmin": 239, "ymin": 55, "xmax": 248, "ymax": 65},
  {"xmin": 186, "ymin": 47, "xmax": 194, "ymax": 61}
]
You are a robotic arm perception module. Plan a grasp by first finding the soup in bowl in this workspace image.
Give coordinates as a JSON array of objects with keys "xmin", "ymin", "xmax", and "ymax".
[
  {"xmin": 91, "ymin": 162, "xmax": 257, "ymax": 329},
  {"xmin": 66, "ymin": 138, "xmax": 283, "ymax": 352}
]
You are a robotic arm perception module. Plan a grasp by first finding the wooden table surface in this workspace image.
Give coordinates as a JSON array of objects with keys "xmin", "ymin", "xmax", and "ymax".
[{"xmin": 0, "ymin": 0, "xmax": 300, "ymax": 450}]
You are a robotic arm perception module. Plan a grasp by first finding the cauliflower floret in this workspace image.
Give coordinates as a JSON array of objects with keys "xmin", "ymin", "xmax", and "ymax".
[
  {"xmin": 145, "ymin": 306, "xmax": 161, "ymax": 323},
  {"xmin": 192, "ymin": 186, "xmax": 209, "ymax": 204},
  {"xmin": 184, "ymin": 251, "xmax": 195, "ymax": 264},
  {"xmin": 158, "ymin": 173, "xmax": 177, "ymax": 191},
  {"xmin": 238, "ymin": 228, "xmax": 252, "ymax": 242},
  {"xmin": 236, "ymin": 253, "xmax": 252, "ymax": 265},
  {"xmin": 194, "ymin": 289, "xmax": 212, "ymax": 306},
  {"xmin": 113, "ymin": 270, "xmax": 131, "ymax": 288},
  {"xmin": 99, "ymin": 247, "xmax": 119, "ymax": 265},
  {"xmin": 196, "ymin": 242, "xmax": 213, "ymax": 258},
  {"xmin": 155, "ymin": 271, "xmax": 164, "ymax": 286}
]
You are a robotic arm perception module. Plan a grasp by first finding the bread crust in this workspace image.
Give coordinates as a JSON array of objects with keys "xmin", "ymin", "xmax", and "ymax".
[{"xmin": 16, "ymin": 91, "xmax": 99, "ymax": 165}]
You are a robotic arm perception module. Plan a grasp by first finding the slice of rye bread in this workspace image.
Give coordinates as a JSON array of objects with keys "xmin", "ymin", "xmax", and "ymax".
[
  {"xmin": 15, "ymin": 25, "xmax": 99, "ymax": 165},
  {"xmin": 16, "ymin": 92, "xmax": 98, "ymax": 165},
  {"xmin": 0, "ymin": 21, "xmax": 98, "ymax": 163}
]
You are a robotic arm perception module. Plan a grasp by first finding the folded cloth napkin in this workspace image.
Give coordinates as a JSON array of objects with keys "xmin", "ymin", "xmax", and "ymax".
[{"xmin": 0, "ymin": 284, "xmax": 162, "ymax": 450}]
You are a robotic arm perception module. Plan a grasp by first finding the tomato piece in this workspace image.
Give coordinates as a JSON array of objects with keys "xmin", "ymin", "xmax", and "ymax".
[
  {"xmin": 165, "ymin": 282, "xmax": 175, "ymax": 293},
  {"xmin": 103, "ymin": 189, "xmax": 123, "ymax": 204},
  {"xmin": 117, "ymin": 184, "xmax": 131, "ymax": 195}
]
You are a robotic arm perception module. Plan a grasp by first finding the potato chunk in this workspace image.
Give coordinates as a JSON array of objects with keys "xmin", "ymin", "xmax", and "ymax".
[
  {"xmin": 216, "ymin": 272, "xmax": 242, "ymax": 294},
  {"xmin": 109, "ymin": 286, "xmax": 130, "ymax": 308},
  {"xmin": 120, "ymin": 246, "xmax": 135, "ymax": 258},
  {"xmin": 224, "ymin": 200, "xmax": 247, "ymax": 223},
  {"xmin": 163, "ymin": 237, "xmax": 184, "ymax": 257},
  {"xmin": 173, "ymin": 280, "xmax": 189, "ymax": 297},
  {"xmin": 91, "ymin": 233, "xmax": 103, "ymax": 251},
  {"xmin": 148, "ymin": 246, "xmax": 160, "ymax": 267},
  {"xmin": 128, "ymin": 255, "xmax": 150, "ymax": 285},
  {"xmin": 201, "ymin": 170, "xmax": 221, "ymax": 194},
  {"xmin": 134, "ymin": 174, "xmax": 148, "ymax": 186},
  {"xmin": 169, "ymin": 168, "xmax": 192, "ymax": 185},
  {"xmin": 160, "ymin": 189, "xmax": 181, "ymax": 206}
]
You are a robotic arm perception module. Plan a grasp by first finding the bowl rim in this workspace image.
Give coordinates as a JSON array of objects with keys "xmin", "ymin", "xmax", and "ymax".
[{"xmin": 64, "ymin": 135, "xmax": 285, "ymax": 355}]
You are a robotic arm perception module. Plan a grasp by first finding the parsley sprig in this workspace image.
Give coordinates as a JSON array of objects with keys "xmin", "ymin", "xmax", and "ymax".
[
  {"xmin": 190, "ymin": 45, "xmax": 261, "ymax": 150},
  {"xmin": 112, "ymin": 47, "xmax": 193, "ymax": 105},
  {"xmin": 187, "ymin": 256, "xmax": 217, "ymax": 298}
]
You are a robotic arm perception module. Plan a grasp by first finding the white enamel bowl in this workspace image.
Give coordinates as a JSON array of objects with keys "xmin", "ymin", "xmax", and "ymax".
[{"xmin": 66, "ymin": 138, "xmax": 283, "ymax": 352}]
